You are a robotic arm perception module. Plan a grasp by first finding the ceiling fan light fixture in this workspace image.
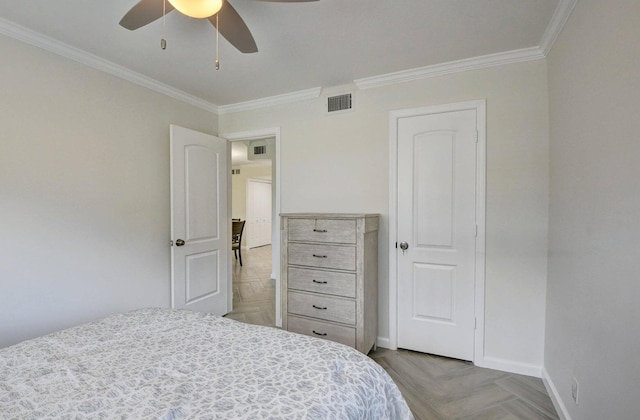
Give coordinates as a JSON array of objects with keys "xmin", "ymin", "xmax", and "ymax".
[{"xmin": 167, "ymin": 0, "xmax": 223, "ymax": 18}]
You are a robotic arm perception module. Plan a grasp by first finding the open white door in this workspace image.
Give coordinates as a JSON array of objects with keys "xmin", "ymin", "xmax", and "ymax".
[{"xmin": 170, "ymin": 125, "xmax": 230, "ymax": 314}]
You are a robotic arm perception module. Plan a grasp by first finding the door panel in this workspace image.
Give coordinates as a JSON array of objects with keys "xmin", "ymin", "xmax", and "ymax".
[
  {"xmin": 185, "ymin": 250, "xmax": 219, "ymax": 304},
  {"xmin": 415, "ymin": 131, "xmax": 455, "ymax": 248},
  {"xmin": 186, "ymin": 146, "xmax": 219, "ymax": 241},
  {"xmin": 412, "ymin": 263, "xmax": 455, "ymax": 321},
  {"xmin": 171, "ymin": 125, "xmax": 229, "ymax": 314},
  {"xmin": 397, "ymin": 109, "xmax": 477, "ymax": 361}
]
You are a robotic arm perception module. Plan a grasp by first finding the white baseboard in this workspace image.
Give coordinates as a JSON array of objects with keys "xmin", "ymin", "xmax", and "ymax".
[
  {"xmin": 376, "ymin": 336, "xmax": 393, "ymax": 350},
  {"xmin": 478, "ymin": 356, "xmax": 543, "ymax": 378},
  {"xmin": 373, "ymin": 342, "xmax": 543, "ymax": 378},
  {"xmin": 542, "ymin": 368, "xmax": 572, "ymax": 420}
]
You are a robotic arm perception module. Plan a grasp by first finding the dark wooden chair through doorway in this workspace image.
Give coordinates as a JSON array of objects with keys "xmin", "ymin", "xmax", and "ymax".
[{"xmin": 232, "ymin": 220, "xmax": 246, "ymax": 266}]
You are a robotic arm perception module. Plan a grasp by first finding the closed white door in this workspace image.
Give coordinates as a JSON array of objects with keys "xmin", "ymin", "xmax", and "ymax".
[
  {"xmin": 247, "ymin": 179, "xmax": 272, "ymax": 248},
  {"xmin": 170, "ymin": 125, "xmax": 230, "ymax": 314},
  {"xmin": 397, "ymin": 109, "xmax": 478, "ymax": 361}
]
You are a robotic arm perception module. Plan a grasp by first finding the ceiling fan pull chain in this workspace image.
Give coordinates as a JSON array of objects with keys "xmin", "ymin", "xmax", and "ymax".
[
  {"xmin": 161, "ymin": 0, "xmax": 167, "ymax": 50},
  {"xmin": 215, "ymin": 13, "xmax": 220, "ymax": 70}
]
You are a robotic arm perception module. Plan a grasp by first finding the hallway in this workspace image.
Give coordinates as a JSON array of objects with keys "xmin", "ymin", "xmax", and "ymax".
[{"xmin": 225, "ymin": 245, "xmax": 275, "ymax": 327}]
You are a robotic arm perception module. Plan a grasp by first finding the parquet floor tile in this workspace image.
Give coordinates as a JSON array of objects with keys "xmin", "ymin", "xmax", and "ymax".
[
  {"xmin": 225, "ymin": 245, "xmax": 275, "ymax": 327},
  {"xmin": 370, "ymin": 349, "xmax": 560, "ymax": 420}
]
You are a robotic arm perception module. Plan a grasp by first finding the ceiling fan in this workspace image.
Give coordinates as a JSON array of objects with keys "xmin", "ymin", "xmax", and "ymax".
[{"xmin": 119, "ymin": 0, "xmax": 318, "ymax": 54}]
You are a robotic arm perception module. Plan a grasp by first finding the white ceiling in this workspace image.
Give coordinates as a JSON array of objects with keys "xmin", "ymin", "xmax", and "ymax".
[{"xmin": 0, "ymin": 0, "xmax": 561, "ymax": 108}]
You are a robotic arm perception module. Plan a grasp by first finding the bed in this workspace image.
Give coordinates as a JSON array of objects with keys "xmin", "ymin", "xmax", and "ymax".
[{"xmin": 0, "ymin": 308, "xmax": 413, "ymax": 419}]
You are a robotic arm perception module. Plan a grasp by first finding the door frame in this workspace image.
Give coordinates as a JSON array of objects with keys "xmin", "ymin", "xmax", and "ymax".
[
  {"xmin": 222, "ymin": 127, "xmax": 282, "ymax": 327},
  {"xmin": 388, "ymin": 100, "xmax": 487, "ymax": 365}
]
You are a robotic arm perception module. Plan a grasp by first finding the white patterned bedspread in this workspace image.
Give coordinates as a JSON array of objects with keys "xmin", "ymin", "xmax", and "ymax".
[{"xmin": 0, "ymin": 308, "xmax": 413, "ymax": 419}]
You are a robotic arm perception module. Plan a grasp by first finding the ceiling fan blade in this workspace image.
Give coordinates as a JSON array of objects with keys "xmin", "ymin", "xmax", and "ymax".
[
  {"xmin": 119, "ymin": 0, "xmax": 175, "ymax": 30},
  {"xmin": 208, "ymin": 1, "xmax": 258, "ymax": 54}
]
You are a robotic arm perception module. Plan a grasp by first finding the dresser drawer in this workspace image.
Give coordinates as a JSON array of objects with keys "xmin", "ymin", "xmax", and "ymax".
[
  {"xmin": 288, "ymin": 218, "xmax": 356, "ymax": 244},
  {"xmin": 288, "ymin": 316, "xmax": 356, "ymax": 348},
  {"xmin": 288, "ymin": 291, "xmax": 356, "ymax": 325},
  {"xmin": 288, "ymin": 267, "xmax": 356, "ymax": 298},
  {"xmin": 287, "ymin": 243, "xmax": 355, "ymax": 271}
]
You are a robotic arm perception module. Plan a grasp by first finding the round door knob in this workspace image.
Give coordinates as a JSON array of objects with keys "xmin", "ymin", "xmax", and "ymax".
[
  {"xmin": 399, "ymin": 241, "xmax": 409, "ymax": 251},
  {"xmin": 175, "ymin": 239, "xmax": 185, "ymax": 247}
]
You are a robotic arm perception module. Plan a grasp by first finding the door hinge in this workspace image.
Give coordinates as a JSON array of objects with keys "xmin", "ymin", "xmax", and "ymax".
[
  {"xmin": 475, "ymin": 224, "xmax": 478, "ymax": 237},
  {"xmin": 475, "ymin": 130, "xmax": 479, "ymax": 143},
  {"xmin": 474, "ymin": 317, "xmax": 477, "ymax": 329}
]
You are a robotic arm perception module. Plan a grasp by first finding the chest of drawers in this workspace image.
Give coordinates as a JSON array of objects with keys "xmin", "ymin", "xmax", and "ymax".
[{"xmin": 281, "ymin": 213, "xmax": 379, "ymax": 354}]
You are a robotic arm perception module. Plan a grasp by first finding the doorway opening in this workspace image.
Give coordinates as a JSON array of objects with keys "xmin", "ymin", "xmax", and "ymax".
[{"xmin": 223, "ymin": 128, "xmax": 282, "ymax": 328}]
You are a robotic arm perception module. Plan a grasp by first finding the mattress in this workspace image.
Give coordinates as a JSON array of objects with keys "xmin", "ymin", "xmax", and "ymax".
[{"xmin": 0, "ymin": 308, "xmax": 413, "ymax": 419}]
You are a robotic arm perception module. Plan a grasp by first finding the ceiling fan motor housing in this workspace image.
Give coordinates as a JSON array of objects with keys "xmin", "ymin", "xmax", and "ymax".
[{"xmin": 168, "ymin": 0, "xmax": 223, "ymax": 18}]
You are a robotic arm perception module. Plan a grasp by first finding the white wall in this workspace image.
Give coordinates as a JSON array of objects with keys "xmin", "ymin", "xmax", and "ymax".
[
  {"xmin": 220, "ymin": 60, "xmax": 550, "ymax": 370},
  {"xmin": 545, "ymin": 1, "xmax": 640, "ymax": 418},
  {"xmin": 231, "ymin": 164, "xmax": 272, "ymax": 221},
  {"xmin": 0, "ymin": 35, "xmax": 217, "ymax": 348}
]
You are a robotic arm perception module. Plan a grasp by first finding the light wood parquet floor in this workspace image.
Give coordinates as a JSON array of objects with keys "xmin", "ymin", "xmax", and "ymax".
[
  {"xmin": 369, "ymin": 349, "xmax": 559, "ymax": 419},
  {"xmin": 224, "ymin": 245, "xmax": 275, "ymax": 327},
  {"xmin": 224, "ymin": 245, "xmax": 559, "ymax": 419}
]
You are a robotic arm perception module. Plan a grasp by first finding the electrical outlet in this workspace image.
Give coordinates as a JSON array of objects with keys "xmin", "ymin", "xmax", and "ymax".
[{"xmin": 571, "ymin": 377, "xmax": 579, "ymax": 404}]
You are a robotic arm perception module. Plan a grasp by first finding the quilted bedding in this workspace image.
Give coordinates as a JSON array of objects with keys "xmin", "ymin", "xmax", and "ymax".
[{"xmin": 0, "ymin": 308, "xmax": 413, "ymax": 419}]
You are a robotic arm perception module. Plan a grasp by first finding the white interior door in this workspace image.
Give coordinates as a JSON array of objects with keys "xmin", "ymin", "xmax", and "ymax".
[
  {"xmin": 246, "ymin": 179, "xmax": 272, "ymax": 248},
  {"xmin": 397, "ymin": 109, "xmax": 479, "ymax": 361},
  {"xmin": 170, "ymin": 125, "xmax": 230, "ymax": 314}
]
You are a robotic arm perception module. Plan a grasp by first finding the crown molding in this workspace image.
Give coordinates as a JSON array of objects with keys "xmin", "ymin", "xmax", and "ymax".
[
  {"xmin": 217, "ymin": 87, "xmax": 322, "ymax": 115},
  {"xmin": 539, "ymin": 0, "xmax": 578, "ymax": 56},
  {"xmin": 354, "ymin": 47, "xmax": 545, "ymax": 90},
  {"xmin": 1, "ymin": 0, "xmax": 576, "ymax": 114},
  {"xmin": 0, "ymin": 17, "xmax": 218, "ymax": 113}
]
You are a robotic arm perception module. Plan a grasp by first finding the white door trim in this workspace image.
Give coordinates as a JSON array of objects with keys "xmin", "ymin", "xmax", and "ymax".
[
  {"xmin": 222, "ymin": 127, "xmax": 282, "ymax": 327},
  {"xmin": 388, "ymin": 100, "xmax": 486, "ymax": 365}
]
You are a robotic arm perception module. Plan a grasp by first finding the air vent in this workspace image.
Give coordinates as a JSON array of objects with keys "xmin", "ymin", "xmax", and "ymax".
[
  {"xmin": 328, "ymin": 93, "xmax": 352, "ymax": 112},
  {"xmin": 248, "ymin": 140, "xmax": 271, "ymax": 160}
]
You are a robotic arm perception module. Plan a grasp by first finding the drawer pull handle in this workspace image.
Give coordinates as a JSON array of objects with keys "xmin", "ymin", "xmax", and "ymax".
[
  {"xmin": 313, "ymin": 229, "xmax": 328, "ymax": 233},
  {"xmin": 312, "ymin": 330, "xmax": 328, "ymax": 336},
  {"xmin": 312, "ymin": 280, "xmax": 328, "ymax": 284},
  {"xmin": 312, "ymin": 305, "xmax": 328, "ymax": 310},
  {"xmin": 312, "ymin": 254, "xmax": 327, "ymax": 258}
]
